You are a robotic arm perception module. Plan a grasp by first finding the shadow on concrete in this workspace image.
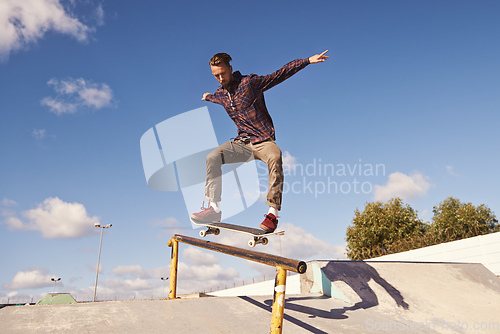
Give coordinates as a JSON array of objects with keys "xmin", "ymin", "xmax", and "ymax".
[
  {"xmin": 264, "ymin": 295, "xmax": 349, "ymax": 320},
  {"xmin": 320, "ymin": 261, "xmax": 409, "ymax": 312},
  {"xmin": 239, "ymin": 296, "xmax": 331, "ymax": 334},
  {"xmin": 242, "ymin": 262, "xmax": 410, "ymax": 329}
]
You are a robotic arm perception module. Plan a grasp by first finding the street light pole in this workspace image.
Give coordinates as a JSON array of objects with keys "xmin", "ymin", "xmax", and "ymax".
[
  {"xmin": 161, "ymin": 277, "xmax": 169, "ymax": 298},
  {"xmin": 51, "ymin": 277, "xmax": 61, "ymax": 293},
  {"xmin": 93, "ymin": 223, "xmax": 112, "ymax": 302}
]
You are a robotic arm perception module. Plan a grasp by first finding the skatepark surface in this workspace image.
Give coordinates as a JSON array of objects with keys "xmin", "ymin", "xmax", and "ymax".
[{"xmin": 2, "ymin": 261, "xmax": 500, "ymax": 333}]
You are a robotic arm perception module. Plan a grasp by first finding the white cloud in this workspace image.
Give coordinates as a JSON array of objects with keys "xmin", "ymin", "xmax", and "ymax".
[
  {"xmin": 112, "ymin": 265, "xmax": 145, "ymax": 278},
  {"xmin": 2, "ymin": 198, "xmax": 17, "ymax": 207},
  {"xmin": 3, "ymin": 197, "xmax": 99, "ymax": 238},
  {"xmin": 152, "ymin": 216, "xmax": 181, "ymax": 229},
  {"xmin": 32, "ymin": 128, "xmax": 46, "ymax": 140},
  {"xmin": 110, "ymin": 264, "xmax": 169, "ymax": 281},
  {"xmin": 1, "ymin": 198, "xmax": 18, "ymax": 217},
  {"xmin": 177, "ymin": 262, "xmax": 239, "ymax": 282},
  {"xmin": 144, "ymin": 266, "xmax": 170, "ymax": 280},
  {"xmin": 182, "ymin": 247, "xmax": 220, "ymax": 266},
  {"xmin": 272, "ymin": 222, "xmax": 346, "ymax": 260},
  {"xmin": 41, "ymin": 78, "xmax": 115, "ymax": 115},
  {"xmin": 110, "ymin": 260, "xmax": 237, "ymax": 284},
  {"xmin": 0, "ymin": 0, "xmax": 93, "ymax": 61},
  {"xmin": 446, "ymin": 165, "xmax": 459, "ymax": 176},
  {"xmin": 3, "ymin": 267, "xmax": 54, "ymax": 290},
  {"xmin": 40, "ymin": 96, "xmax": 78, "ymax": 115},
  {"xmin": 102, "ymin": 278, "xmax": 152, "ymax": 292},
  {"xmin": 70, "ymin": 277, "xmax": 165, "ymax": 301},
  {"xmin": 152, "ymin": 216, "xmax": 192, "ymax": 240},
  {"xmin": 78, "ymin": 83, "xmax": 113, "ymax": 109},
  {"xmin": 7, "ymin": 291, "xmax": 18, "ymax": 298},
  {"xmin": 373, "ymin": 171, "xmax": 432, "ymax": 202},
  {"xmin": 4, "ymin": 216, "xmax": 24, "ymax": 229},
  {"xmin": 104, "ymin": 261, "xmax": 239, "ymax": 298},
  {"xmin": 95, "ymin": 4, "xmax": 105, "ymax": 26},
  {"xmin": 282, "ymin": 151, "xmax": 297, "ymax": 173},
  {"xmin": 0, "ymin": 291, "xmax": 39, "ymax": 304}
]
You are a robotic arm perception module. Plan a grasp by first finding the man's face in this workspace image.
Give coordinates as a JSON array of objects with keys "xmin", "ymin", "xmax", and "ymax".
[{"xmin": 211, "ymin": 63, "xmax": 232, "ymax": 88}]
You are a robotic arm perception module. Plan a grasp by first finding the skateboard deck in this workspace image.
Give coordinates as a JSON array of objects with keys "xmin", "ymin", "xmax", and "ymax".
[{"xmin": 190, "ymin": 218, "xmax": 285, "ymax": 247}]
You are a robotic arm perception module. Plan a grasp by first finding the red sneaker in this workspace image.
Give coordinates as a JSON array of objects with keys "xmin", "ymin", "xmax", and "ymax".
[
  {"xmin": 190, "ymin": 206, "xmax": 221, "ymax": 223},
  {"xmin": 259, "ymin": 213, "xmax": 278, "ymax": 233}
]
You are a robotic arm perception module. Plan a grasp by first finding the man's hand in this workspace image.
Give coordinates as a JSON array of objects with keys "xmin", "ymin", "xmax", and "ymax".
[
  {"xmin": 202, "ymin": 92, "xmax": 211, "ymax": 101},
  {"xmin": 309, "ymin": 50, "xmax": 329, "ymax": 64}
]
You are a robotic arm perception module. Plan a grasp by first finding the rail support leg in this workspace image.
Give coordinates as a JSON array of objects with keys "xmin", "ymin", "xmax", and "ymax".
[
  {"xmin": 270, "ymin": 266, "xmax": 287, "ymax": 334},
  {"xmin": 168, "ymin": 240, "xmax": 178, "ymax": 299}
]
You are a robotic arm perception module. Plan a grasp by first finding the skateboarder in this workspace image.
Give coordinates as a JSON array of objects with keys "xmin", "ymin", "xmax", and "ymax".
[{"xmin": 190, "ymin": 50, "xmax": 329, "ymax": 232}]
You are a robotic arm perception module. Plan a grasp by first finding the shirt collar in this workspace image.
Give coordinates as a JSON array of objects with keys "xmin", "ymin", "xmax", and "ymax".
[{"xmin": 221, "ymin": 71, "xmax": 243, "ymax": 92}]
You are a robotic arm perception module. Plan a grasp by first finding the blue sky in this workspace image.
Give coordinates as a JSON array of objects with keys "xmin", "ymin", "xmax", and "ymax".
[{"xmin": 1, "ymin": 0, "xmax": 499, "ymax": 302}]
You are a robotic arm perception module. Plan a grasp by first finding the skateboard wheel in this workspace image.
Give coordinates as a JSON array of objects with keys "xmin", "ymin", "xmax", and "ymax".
[
  {"xmin": 199, "ymin": 230, "xmax": 207, "ymax": 238},
  {"xmin": 262, "ymin": 237, "xmax": 268, "ymax": 245},
  {"xmin": 248, "ymin": 240, "xmax": 256, "ymax": 248},
  {"xmin": 214, "ymin": 228, "xmax": 220, "ymax": 236}
]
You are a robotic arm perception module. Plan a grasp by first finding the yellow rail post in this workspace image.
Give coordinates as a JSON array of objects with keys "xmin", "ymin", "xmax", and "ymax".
[
  {"xmin": 166, "ymin": 234, "xmax": 307, "ymax": 331},
  {"xmin": 270, "ymin": 266, "xmax": 287, "ymax": 334},
  {"xmin": 167, "ymin": 239, "xmax": 178, "ymax": 299}
]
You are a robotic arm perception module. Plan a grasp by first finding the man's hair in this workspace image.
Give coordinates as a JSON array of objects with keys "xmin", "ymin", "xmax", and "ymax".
[{"xmin": 209, "ymin": 53, "xmax": 232, "ymax": 67}]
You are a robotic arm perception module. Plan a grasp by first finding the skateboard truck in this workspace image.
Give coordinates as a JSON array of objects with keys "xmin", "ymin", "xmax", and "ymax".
[
  {"xmin": 249, "ymin": 230, "xmax": 284, "ymax": 247},
  {"xmin": 249, "ymin": 236, "xmax": 269, "ymax": 248},
  {"xmin": 199, "ymin": 227, "xmax": 220, "ymax": 238}
]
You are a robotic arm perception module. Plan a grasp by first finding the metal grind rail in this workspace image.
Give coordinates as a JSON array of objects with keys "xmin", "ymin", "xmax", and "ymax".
[{"xmin": 167, "ymin": 234, "xmax": 307, "ymax": 334}]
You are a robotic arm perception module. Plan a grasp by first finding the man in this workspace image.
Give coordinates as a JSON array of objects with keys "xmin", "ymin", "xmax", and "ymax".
[{"xmin": 190, "ymin": 50, "xmax": 329, "ymax": 232}]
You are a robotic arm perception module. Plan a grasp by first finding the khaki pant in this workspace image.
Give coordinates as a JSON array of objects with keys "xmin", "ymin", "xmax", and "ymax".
[{"xmin": 204, "ymin": 139, "xmax": 283, "ymax": 211}]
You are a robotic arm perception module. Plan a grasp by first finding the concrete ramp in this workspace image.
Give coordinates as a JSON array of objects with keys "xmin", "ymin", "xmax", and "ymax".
[
  {"xmin": 1, "ymin": 261, "xmax": 500, "ymax": 333},
  {"xmin": 301, "ymin": 261, "xmax": 500, "ymax": 332}
]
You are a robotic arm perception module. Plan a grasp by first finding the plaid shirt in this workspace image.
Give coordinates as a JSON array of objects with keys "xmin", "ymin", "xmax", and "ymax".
[{"xmin": 205, "ymin": 58, "xmax": 310, "ymax": 144}]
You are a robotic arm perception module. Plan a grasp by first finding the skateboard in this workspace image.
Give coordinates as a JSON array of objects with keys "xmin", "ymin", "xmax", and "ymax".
[{"xmin": 190, "ymin": 219, "xmax": 285, "ymax": 247}]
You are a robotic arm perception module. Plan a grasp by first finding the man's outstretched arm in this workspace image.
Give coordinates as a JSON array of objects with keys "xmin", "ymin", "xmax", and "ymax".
[
  {"xmin": 257, "ymin": 50, "xmax": 330, "ymax": 92},
  {"xmin": 201, "ymin": 91, "xmax": 224, "ymax": 104}
]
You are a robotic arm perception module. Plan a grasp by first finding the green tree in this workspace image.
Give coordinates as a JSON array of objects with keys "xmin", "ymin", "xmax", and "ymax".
[
  {"xmin": 346, "ymin": 198, "xmax": 425, "ymax": 260},
  {"xmin": 429, "ymin": 196, "xmax": 499, "ymax": 242}
]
